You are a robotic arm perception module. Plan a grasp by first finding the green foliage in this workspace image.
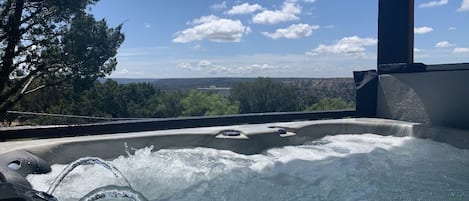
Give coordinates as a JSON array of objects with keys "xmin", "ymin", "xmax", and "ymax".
[
  {"xmin": 231, "ymin": 77, "xmax": 298, "ymax": 113},
  {"xmin": 10, "ymin": 77, "xmax": 357, "ymax": 126},
  {"xmin": 127, "ymin": 90, "xmax": 184, "ymax": 118},
  {"xmin": 0, "ymin": 0, "xmax": 124, "ymax": 117},
  {"xmin": 16, "ymin": 80, "xmax": 184, "ymax": 125},
  {"xmin": 305, "ymin": 98, "xmax": 355, "ymax": 111},
  {"xmin": 182, "ymin": 90, "xmax": 239, "ymax": 116},
  {"xmin": 17, "ymin": 83, "xmax": 240, "ymax": 124}
]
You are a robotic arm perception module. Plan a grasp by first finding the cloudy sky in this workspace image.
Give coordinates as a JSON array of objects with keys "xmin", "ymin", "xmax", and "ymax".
[{"xmin": 91, "ymin": 0, "xmax": 469, "ymax": 78}]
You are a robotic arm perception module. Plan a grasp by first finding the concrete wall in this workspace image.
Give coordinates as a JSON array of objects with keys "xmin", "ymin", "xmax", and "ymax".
[{"xmin": 376, "ymin": 64, "xmax": 469, "ymax": 129}]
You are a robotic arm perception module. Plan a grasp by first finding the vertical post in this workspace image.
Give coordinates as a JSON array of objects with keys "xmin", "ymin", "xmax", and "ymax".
[
  {"xmin": 355, "ymin": 0, "xmax": 414, "ymax": 116},
  {"xmin": 378, "ymin": 0, "xmax": 414, "ymax": 67}
]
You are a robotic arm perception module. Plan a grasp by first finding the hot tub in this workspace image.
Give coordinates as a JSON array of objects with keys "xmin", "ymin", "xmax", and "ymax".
[{"xmin": 1, "ymin": 118, "xmax": 469, "ymax": 200}]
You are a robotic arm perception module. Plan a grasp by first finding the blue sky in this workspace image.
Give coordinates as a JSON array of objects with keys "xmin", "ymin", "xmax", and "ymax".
[{"xmin": 90, "ymin": 0, "xmax": 469, "ymax": 78}]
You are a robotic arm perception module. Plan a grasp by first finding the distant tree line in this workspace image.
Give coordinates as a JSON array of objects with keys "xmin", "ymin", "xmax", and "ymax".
[{"xmin": 6, "ymin": 77, "xmax": 355, "ymax": 126}]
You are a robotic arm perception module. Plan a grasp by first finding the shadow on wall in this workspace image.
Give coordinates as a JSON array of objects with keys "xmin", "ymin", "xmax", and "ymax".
[
  {"xmin": 377, "ymin": 69, "xmax": 469, "ymax": 130},
  {"xmin": 377, "ymin": 74, "xmax": 431, "ymax": 124}
]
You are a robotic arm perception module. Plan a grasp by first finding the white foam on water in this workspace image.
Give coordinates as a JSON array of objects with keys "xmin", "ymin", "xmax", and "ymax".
[{"xmin": 27, "ymin": 134, "xmax": 469, "ymax": 201}]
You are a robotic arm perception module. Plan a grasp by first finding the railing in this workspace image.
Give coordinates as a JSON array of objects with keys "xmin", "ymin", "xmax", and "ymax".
[{"xmin": 0, "ymin": 109, "xmax": 356, "ymax": 141}]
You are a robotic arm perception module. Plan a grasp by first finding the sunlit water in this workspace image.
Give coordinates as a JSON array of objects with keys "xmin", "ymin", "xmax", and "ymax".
[{"xmin": 27, "ymin": 134, "xmax": 469, "ymax": 201}]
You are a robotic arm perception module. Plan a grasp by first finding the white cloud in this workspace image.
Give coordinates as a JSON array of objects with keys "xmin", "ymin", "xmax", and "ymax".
[
  {"xmin": 211, "ymin": 1, "xmax": 227, "ymax": 10},
  {"xmin": 281, "ymin": 1, "xmax": 302, "ymax": 14},
  {"xmin": 306, "ymin": 36, "xmax": 377, "ymax": 56},
  {"xmin": 113, "ymin": 68, "xmax": 144, "ymax": 77},
  {"xmin": 449, "ymin": 26, "xmax": 457, "ymax": 31},
  {"xmin": 116, "ymin": 68, "xmax": 129, "ymax": 74},
  {"xmin": 435, "ymin": 41, "xmax": 456, "ymax": 48},
  {"xmin": 115, "ymin": 52, "xmax": 378, "ymax": 78},
  {"xmin": 419, "ymin": 0, "xmax": 448, "ymax": 8},
  {"xmin": 226, "ymin": 3, "xmax": 263, "ymax": 15},
  {"xmin": 453, "ymin": 48, "xmax": 469, "ymax": 53},
  {"xmin": 262, "ymin": 23, "xmax": 319, "ymax": 39},
  {"xmin": 252, "ymin": 1, "xmax": 302, "ymax": 24},
  {"xmin": 414, "ymin": 48, "xmax": 421, "ymax": 52},
  {"xmin": 252, "ymin": 11, "xmax": 299, "ymax": 24},
  {"xmin": 173, "ymin": 15, "xmax": 251, "ymax": 43},
  {"xmin": 178, "ymin": 60, "xmax": 280, "ymax": 75},
  {"xmin": 189, "ymin": 15, "xmax": 219, "ymax": 25},
  {"xmin": 172, "ymin": 53, "xmax": 376, "ymax": 77},
  {"xmin": 414, "ymin": 26, "xmax": 433, "ymax": 34},
  {"xmin": 458, "ymin": 0, "xmax": 469, "ymax": 11},
  {"xmin": 144, "ymin": 23, "xmax": 151, "ymax": 28}
]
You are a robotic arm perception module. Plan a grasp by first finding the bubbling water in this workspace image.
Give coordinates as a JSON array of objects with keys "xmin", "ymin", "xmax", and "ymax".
[
  {"xmin": 78, "ymin": 185, "xmax": 148, "ymax": 201},
  {"xmin": 27, "ymin": 134, "xmax": 469, "ymax": 201},
  {"xmin": 47, "ymin": 157, "xmax": 132, "ymax": 195}
]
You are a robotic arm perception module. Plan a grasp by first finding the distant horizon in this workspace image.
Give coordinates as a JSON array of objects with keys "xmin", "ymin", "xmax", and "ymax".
[{"xmin": 105, "ymin": 61, "xmax": 469, "ymax": 80}]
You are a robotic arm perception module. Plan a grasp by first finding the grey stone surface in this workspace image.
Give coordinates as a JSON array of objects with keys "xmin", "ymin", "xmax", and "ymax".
[{"xmin": 377, "ymin": 65, "xmax": 469, "ymax": 129}]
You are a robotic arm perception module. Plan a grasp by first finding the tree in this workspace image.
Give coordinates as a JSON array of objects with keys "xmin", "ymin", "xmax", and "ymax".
[
  {"xmin": 127, "ymin": 88, "xmax": 184, "ymax": 118},
  {"xmin": 182, "ymin": 90, "xmax": 239, "ymax": 116},
  {"xmin": 0, "ymin": 0, "xmax": 124, "ymax": 118},
  {"xmin": 305, "ymin": 97, "xmax": 355, "ymax": 111},
  {"xmin": 231, "ymin": 77, "xmax": 298, "ymax": 113},
  {"xmin": 51, "ymin": 80, "xmax": 160, "ymax": 119}
]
